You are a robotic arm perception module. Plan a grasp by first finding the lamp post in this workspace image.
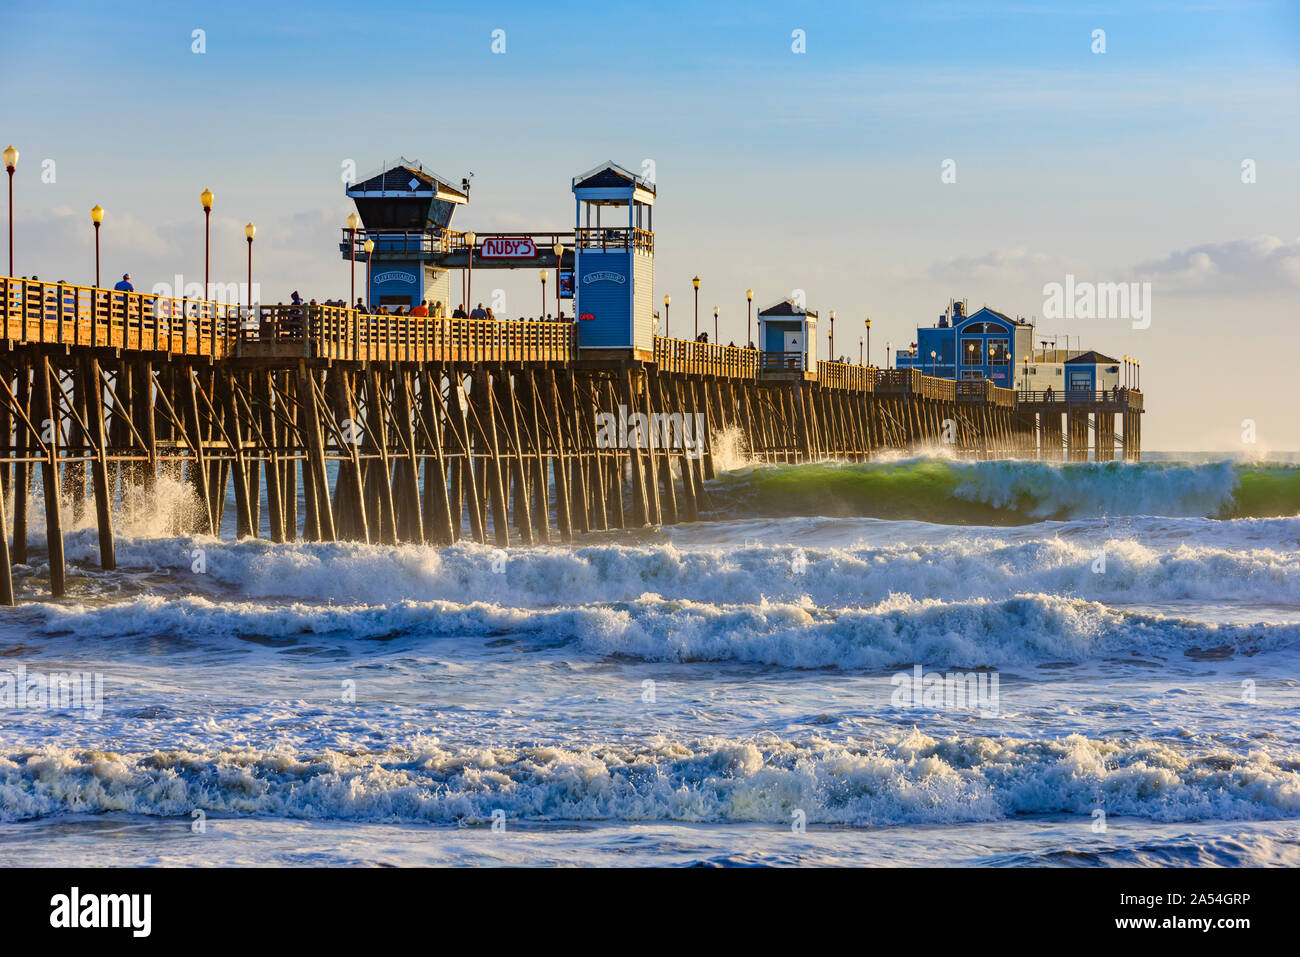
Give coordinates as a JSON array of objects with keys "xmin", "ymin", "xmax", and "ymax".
[
  {"xmin": 663, "ymin": 294, "xmax": 670, "ymax": 337},
  {"xmin": 829, "ymin": 309, "xmax": 836, "ymax": 360},
  {"xmin": 1022, "ymin": 354, "xmax": 1030, "ymax": 389},
  {"xmin": 90, "ymin": 205, "xmax": 103, "ymax": 287},
  {"xmin": 3, "ymin": 145, "xmax": 17, "ymax": 277},
  {"xmin": 745, "ymin": 288, "xmax": 753, "ymax": 347},
  {"xmin": 692, "ymin": 275, "xmax": 700, "ymax": 337},
  {"xmin": 1136, "ymin": 359, "xmax": 1140, "ymax": 391},
  {"xmin": 244, "ymin": 222, "xmax": 255, "ymax": 314},
  {"xmin": 552, "ymin": 242, "xmax": 564, "ymax": 319},
  {"xmin": 363, "ymin": 238, "xmax": 375, "ymax": 310},
  {"xmin": 347, "ymin": 211, "xmax": 360, "ymax": 308},
  {"xmin": 712, "ymin": 305, "xmax": 718, "ymax": 343},
  {"xmin": 858, "ymin": 337, "xmax": 863, "ymax": 365},
  {"xmin": 201, "ymin": 188, "xmax": 213, "ymax": 298},
  {"xmin": 539, "ymin": 269, "xmax": 547, "ymax": 318},
  {"xmin": 930, "ymin": 350, "xmax": 937, "ymax": 377},
  {"xmin": 464, "ymin": 230, "xmax": 477, "ymax": 313},
  {"xmin": 865, "ymin": 318, "xmax": 871, "ymax": 366}
]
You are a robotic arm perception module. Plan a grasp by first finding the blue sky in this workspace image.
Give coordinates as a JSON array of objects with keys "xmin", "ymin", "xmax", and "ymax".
[{"xmin": 3, "ymin": 0, "xmax": 1298, "ymax": 447}]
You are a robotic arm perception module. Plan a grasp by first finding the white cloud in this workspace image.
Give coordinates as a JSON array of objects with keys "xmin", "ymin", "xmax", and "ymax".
[
  {"xmin": 1134, "ymin": 235, "xmax": 1300, "ymax": 293},
  {"xmin": 927, "ymin": 246, "xmax": 1086, "ymax": 286}
]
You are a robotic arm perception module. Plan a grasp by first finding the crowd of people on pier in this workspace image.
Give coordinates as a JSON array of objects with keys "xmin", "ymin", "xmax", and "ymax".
[
  {"xmin": 273, "ymin": 292, "xmax": 573, "ymax": 335},
  {"xmin": 341, "ymin": 298, "xmax": 572, "ymax": 323}
]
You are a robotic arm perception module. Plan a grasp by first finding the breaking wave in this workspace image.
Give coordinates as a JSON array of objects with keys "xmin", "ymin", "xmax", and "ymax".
[
  {"xmin": 27, "ymin": 591, "xmax": 1300, "ymax": 670},
  {"xmin": 706, "ymin": 458, "xmax": 1300, "ymax": 523},
  {"xmin": 4, "ymin": 730, "xmax": 1297, "ymax": 825}
]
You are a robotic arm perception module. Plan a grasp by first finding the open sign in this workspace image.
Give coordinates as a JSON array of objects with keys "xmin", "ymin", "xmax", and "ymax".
[
  {"xmin": 579, "ymin": 313, "xmax": 595, "ymax": 321},
  {"xmin": 479, "ymin": 237, "xmax": 537, "ymax": 258}
]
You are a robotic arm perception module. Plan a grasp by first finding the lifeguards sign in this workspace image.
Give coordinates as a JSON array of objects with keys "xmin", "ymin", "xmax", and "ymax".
[{"xmin": 478, "ymin": 237, "xmax": 536, "ymax": 258}]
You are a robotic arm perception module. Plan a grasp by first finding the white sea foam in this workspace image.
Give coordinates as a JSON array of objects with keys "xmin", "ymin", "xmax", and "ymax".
[
  {"xmin": 26, "ymin": 590, "xmax": 1300, "ymax": 670},
  {"xmin": 3, "ymin": 730, "xmax": 1297, "ymax": 825},
  {"xmin": 64, "ymin": 531, "xmax": 1300, "ymax": 611}
]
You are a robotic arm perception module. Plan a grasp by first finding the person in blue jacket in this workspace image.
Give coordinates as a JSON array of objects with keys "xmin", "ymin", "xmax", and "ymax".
[{"xmin": 113, "ymin": 273, "xmax": 134, "ymax": 292}]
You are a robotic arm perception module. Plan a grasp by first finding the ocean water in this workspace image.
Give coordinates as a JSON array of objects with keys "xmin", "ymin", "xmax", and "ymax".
[{"xmin": 2, "ymin": 450, "xmax": 1300, "ymax": 867}]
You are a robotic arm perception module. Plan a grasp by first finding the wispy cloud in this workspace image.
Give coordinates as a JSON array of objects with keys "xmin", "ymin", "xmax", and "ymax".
[{"xmin": 1134, "ymin": 235, "xmax": 1300, "ymax": 293}]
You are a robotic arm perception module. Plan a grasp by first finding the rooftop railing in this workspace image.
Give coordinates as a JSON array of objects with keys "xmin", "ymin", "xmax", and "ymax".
[{"xmin": 575, "ymin": 227, "xmax": 654, "ymax": 254}]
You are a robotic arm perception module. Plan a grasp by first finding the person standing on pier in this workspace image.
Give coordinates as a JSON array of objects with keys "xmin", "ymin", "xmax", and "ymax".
[
  {"xmin": 470, "ymin": 302, "xmax": 487, "ymax": 320},
  {"xmin": 114, "ymin": 273, "xmax": 133, "ymax": 292}
]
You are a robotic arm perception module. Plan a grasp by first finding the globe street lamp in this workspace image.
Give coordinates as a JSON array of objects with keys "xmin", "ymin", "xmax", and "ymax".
[
  {"xmin": 865, "ymin": 318, "xmax": 871, "ymax": 366},
  {"xmin": 745, "ymin": 288, "xmax": 753, "ymax": 347},
  {"xmin": 552, "ymin": 242, "xmax": 564, "ymax": 319},
  {"xmin": 90, "ymin": 205, "xmax": 104, "ymax": 287},
  {"xmin": 712, "ymin": 305, "xmax": 718, "ymax": 343},
  {"xmin": 3, "ymin": 145, "xmax": 17, "ymax": 276},
  {"xmin": 363, "ymin": 238, "xmax": 375, "ymax": 310},
  {"xmin": 829, "ymin": 309, "xmax": 836, "ymax": 359},
  {"xmin": 539, "ymin": 269, "xmax": 547, "ymax": 318},
  {"xmin": 201, "ymin": 188, "xmax": 214, "ymax": 298},
  {"xmin": 244, "ymin": 222, "xmax": 256, "ymax": 314},
  {"xmin": 930, "ymin": 349, "xmax": 937, "ymax": 376},
  {"xmin": 692, "ymin": 275, "xmax": 700, "ymax": 337},
  {"xmin": 464, "ymin": 230, "xmax": 477, "ymax": 313},
  {"xmin": 347, "ymin": 211, "xmax": 361, "ymax": 308},
  {"xmin": 663, "ymin": 294, "xmax": 670, "ymax": 336}
]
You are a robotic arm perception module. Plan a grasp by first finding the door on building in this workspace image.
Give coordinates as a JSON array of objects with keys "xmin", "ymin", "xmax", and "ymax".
[
  {"xmin": 783, "ymin": 330, "xmax": 803, "ymax": 369},
  {"xmin": 1068, "ymin": 369, "xmax": 1093, "ymax": 392}
]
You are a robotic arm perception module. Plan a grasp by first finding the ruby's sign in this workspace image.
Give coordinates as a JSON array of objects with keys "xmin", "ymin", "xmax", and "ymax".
[{"xmin": 479, "ymin": 237, "xmax": 536, "ymax": 258}]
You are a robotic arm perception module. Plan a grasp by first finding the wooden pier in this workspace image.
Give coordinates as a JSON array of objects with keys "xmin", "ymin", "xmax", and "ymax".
[{"xmin": 0, "ymin": 276, "xmax": 1143, "ymax": 602}]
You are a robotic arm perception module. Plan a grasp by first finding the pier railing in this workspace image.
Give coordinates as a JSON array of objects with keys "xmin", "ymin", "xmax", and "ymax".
[
  {"xmin": 1019, "ymin": 388, "xmax": 1142, "ymax": 410},
  {"xmin": 816, "ymin": 360, "xmax": 876, "ymax": 392},
  {"xmin": 653, "ymin": 337, "xmax": 759, "ymax": 378},
  {"xmin": 2, "ymin": 276, "xmax": 240, "ymax": 356},
  {"xmin": 252, "ymin": 303, "xmax": 576, "ymax": 363},
  {"xmin": 0, "ymin": 276, "xmax": 576, "ymax": 364},
  {"xmin": 876, "ymin": 368, "xmax": 919, "ymax": 393},
  {"xmin": 0, "ymin": 277, "xmax": 1139, "ymax": 409}
]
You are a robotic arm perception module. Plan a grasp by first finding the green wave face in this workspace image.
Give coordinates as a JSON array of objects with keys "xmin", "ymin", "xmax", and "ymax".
[{"xmin": 704, "ymin": 458, "xmax": 1300, "ymax": 524}]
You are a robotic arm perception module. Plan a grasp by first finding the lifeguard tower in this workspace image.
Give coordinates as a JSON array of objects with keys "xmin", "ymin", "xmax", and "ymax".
[
  {"xmin": 342, "ymin": 159, "xmax": 469, "ymax": 311},
  {"xmin": 757, "ymin": 299, "xmax": 818, "ymax": 376},
  {"xmin": 571, "ymin": 161, "xmax": 656, "ymax": 360}
]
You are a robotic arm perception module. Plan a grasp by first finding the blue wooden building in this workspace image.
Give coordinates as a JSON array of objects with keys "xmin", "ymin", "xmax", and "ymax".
[
  {"xmin": 895, "ymin": 300, "xmax": 1032, "ymax": 386},
  {"xmin": 757, "ymin": 299, "xmax": 818, "ymax": 373},
  {"xmin": 571, "ymin": 161, "xmax": 657, "ymax": 360},
  {"xmin": 342, "ymin": 159, "xmax": 469, "ymax": 311}
]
